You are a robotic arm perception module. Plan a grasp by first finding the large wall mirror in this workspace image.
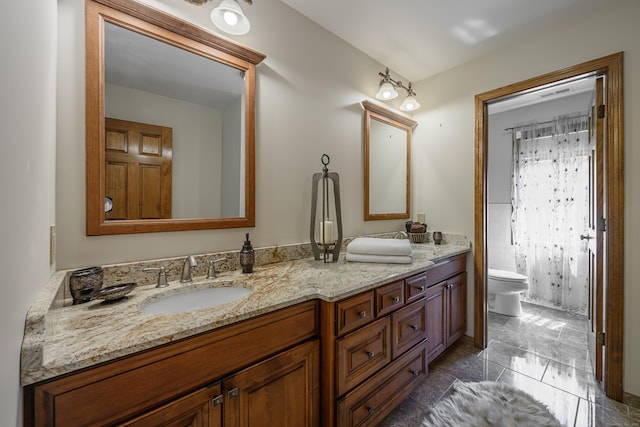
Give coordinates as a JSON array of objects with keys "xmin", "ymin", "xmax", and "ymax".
[
  {"xmin": 86, "ymin": 0, "xmax": 265, "ymax": 235},
  {"xmin": 363, "ymin": 100, "xmax": 416, "ymax": 221}
]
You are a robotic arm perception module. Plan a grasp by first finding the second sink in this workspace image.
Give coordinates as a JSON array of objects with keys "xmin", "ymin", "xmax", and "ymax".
[{"xmin": 140, "ymin": 286, "xmax": 252, "ymax": 314}]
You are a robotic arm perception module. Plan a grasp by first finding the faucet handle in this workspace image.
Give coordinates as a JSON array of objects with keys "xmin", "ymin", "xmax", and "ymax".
[
  {"xmin": 143, "ymin": 266, "xmax": 169, "ymax": 288},
  {"xmin": 207, "ymin": 258, "xmax": 226, "ymax": 279}
]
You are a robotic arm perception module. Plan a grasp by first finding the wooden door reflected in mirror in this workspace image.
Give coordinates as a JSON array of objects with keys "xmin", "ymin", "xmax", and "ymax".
[{"xmin": 363, "ymin": 100, "xmax": 416, "ymax": 221}]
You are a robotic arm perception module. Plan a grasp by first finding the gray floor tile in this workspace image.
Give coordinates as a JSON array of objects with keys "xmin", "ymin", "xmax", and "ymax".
[
  {"xmin": 480, "ymin": 339, "xmax": 550, "ymax": 380},
  {"xmin": 575, "ymin": 398, "xmax": 640, "ymax": 426},
  {"xmin": 498, "ymin": 368, "xmax": 579, "ymax": 426},
  {"xmin": 379, "ymin": 302, "xmax": 638, "ymax": 426}
]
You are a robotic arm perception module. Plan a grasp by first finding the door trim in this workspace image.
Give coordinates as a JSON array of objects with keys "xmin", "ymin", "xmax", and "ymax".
[{"xmin": 473, "ymin": 52, "xmax": 624, "ymax": 400}]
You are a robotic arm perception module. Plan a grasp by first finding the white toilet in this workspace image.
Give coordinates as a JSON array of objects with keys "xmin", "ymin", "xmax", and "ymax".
[{"xmin": 488, "ymin": 268, "xmax": 529, "ymax": 316}]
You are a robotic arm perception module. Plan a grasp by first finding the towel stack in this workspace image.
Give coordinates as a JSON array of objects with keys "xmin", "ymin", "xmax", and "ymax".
[{"xmin": 346, "ymin": 237, "xmax": 413, "ymax": 264}]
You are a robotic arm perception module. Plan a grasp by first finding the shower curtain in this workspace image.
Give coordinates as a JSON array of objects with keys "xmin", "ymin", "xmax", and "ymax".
[{"xmin": 511, "ymin": 115, "xmax": 590, "ymax": 315}]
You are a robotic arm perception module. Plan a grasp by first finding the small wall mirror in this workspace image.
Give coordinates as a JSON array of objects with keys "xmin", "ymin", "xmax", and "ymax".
[
  {"xmin": 86, "ymin": 0, "xmax": 265, "ymax": 235},
  {"xmin": 362, "ymin": 100, "xmax": 416, "ymax": 221}
]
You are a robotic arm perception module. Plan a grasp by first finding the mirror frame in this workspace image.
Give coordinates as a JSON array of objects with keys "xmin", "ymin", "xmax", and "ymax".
[
  {"xmin": 362, "ymin": 100, "xmax": 416, "ymax": 221},
  {"xmin": 86, "ymin": 0, "xmax": 265, "ymax": 235}
]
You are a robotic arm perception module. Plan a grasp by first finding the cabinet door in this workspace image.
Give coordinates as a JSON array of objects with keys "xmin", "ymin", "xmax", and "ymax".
[
  {"xmin": 224, "ymin": 340, "xmax": 319, "ymax": 427},
  {"xmin": 121, "ymin": 383, "xmax": 221, "ymax": 427},
  {"xmin": 446, "ymin": 272, "xmax": 467, "ymax": 344},
  {"xmin": 425, "ymin": 282, "xmax": 446, "ymax": 363}
]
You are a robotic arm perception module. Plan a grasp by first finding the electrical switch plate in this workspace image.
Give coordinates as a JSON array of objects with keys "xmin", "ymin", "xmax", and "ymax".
[
  {"xmin": 50, "ymin": 225, "xmax": 56, "ymax": 265},
  {"xmin": 416, "ymin": 213, "xmax": 426, "ymax": 224}
]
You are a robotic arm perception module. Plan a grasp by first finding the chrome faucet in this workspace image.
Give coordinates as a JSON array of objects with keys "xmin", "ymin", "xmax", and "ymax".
[{"xmin": 180, "ymin": 255, "xmax": 197, "ymax": 283}]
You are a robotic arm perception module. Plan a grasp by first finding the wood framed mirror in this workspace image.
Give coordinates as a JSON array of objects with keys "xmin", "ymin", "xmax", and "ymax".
[
  {"xmin": 362, "ymin": 100, "xmax": 416, "ymax": 221},
  {"xmin": 86, "ymin": 0, "xmax": 265, "ymax": 235}
]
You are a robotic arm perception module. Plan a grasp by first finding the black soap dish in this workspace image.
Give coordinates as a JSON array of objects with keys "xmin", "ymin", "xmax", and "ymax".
[{"xmin": 93, "ymin": 282, "xmax": 136, "ymax": 304}]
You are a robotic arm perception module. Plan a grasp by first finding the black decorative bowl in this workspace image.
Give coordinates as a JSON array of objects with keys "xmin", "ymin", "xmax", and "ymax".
[
  {"xmin": 93, "ymin": 282, "xmax": 136, "ymax": 304},
  {"xmin": 69, "ymin": 266, "xmax": 104, "ymax": 304}
]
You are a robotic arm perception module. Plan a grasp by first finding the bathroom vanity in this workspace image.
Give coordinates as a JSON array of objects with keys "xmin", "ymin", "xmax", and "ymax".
[{"xmin": 22, "ymin": 241, "xmax": 469, "ymax": 426}]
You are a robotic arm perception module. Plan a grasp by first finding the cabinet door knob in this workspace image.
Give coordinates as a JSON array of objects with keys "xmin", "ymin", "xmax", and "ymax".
[
  {"xmin": 393, "ymin": 296, "xmax": 401, "ymax": 303},
  {"xmin": 367, "ymin": 407, "xmax": 376, "ymax": 415},
  {"xmin": 358, "ymin": 310, "xmax": 367, "ymax": 318},
  {"xmin": 366, "ymin": 351, "xmax": 375, "ymax": 359},
  {"xmin": 412, "ymin": 370, "xmax": 422, "ymax": 377},
  {"xmin": 419, "ymin": 286, "xmax": 425, "ymax": 291},
  {"xmin": 411, "ymin": 324, "xmax": 419, "ymax": 331}
]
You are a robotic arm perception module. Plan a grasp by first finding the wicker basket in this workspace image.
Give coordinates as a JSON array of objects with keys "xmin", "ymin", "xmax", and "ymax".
[{"xmin": 408, "ymin": 232, "xmax": 427, "ymax": 244}]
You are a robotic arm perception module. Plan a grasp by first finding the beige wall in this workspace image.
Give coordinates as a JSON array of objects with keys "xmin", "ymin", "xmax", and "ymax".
[
  {"xmin": 411, "ymin": 0, "xmax": 640, "ymax": 396},
  {"xmin": 1, "ymin": 0, "xmax": 57, "ymax": 424}
]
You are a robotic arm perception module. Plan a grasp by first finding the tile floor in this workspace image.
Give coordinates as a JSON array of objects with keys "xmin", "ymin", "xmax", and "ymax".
[{"xmin": 379, "ymin": 302, "xmax": 640, "ymax": 426}]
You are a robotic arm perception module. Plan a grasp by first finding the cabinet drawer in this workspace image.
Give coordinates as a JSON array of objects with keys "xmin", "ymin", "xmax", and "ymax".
[
  {"xmin": 337, "ymin": 344, "xmax": 427, "ymax": 427},
  {"xmin": 336, "ymin": 317, "xmax": 391, "ymax": 396},
  {"xmin": 375, "ymin": 280, "xmax": 404, "ymax": 317},
  {"xmin": 405, "ymin": 272, "xmax": 427, "ymax": 303},
  {"xmin": 391, "ymin": 299, "xmax": 427, "ymax": 359},
  {"xmin": 426, "ymin": 254, "xmax": 466, "ymax": 286},
  {"xmin": 336, "ymin": 291, "xmax": 375, "ymax": 336}
]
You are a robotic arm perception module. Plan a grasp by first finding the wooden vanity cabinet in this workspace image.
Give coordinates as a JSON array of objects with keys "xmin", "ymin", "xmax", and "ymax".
[
  {"xmin": 24, "ymin": 301, "xmax": 319, "ymax": 427},
  {"xmin": 321, "ymin": 272, "xmax": 430, "ymax": 427},
  {"xmin": 321, "ymin": 253, "xmax": 467, "ymax": 426},
  {"xmin": 425, "ymin": 255, "xmax": 467, "ymax": 363}
]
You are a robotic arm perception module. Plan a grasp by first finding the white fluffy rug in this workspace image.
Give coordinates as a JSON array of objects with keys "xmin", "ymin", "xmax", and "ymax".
[{"xmin": 422, "ymin": 381, "xmax": 562, "ymax": 427}]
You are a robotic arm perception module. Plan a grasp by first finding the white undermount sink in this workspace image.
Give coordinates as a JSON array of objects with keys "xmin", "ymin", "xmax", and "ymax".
[{"xmin": 140, "ymin": 286, "xmax": 252, "ymax": 314}]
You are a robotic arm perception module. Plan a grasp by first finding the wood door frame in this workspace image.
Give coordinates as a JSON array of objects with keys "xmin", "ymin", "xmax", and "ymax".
[{"xmin": 473, "ymin": 52, "xmax": 624, "ymax": 400}]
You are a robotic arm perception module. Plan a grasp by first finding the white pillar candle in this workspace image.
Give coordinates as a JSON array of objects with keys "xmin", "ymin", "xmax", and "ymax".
[{"xmin": 320, "ymin": 220, "xmax": 334, "ymax": 244}]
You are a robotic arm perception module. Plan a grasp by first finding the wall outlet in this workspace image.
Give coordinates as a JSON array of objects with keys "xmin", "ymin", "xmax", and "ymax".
[
  {"xmin": 416, "ymin": 213, "xmax": 426, "ymax": 224},
  {"xmin": 50, "ymin": 225, "xmax": 56, "ymax": 265}
]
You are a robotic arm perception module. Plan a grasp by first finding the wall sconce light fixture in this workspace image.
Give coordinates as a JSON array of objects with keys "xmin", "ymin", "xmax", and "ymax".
[
  {"xmin": 184, "ymin": 0, "xmax": 252, "ymax": 35},
  {"xmin": 375, "ymin": 67, "xmax": 421, "ymax": 112}
]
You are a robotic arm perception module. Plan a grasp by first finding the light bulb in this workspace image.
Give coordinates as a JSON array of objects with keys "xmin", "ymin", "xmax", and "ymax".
[
  {"xmin": 376, "ymin": 82, "xmax": 398, "ymax": 101},
  {"xmin": 223, "ymin": 10, "xmax": 238, "ymax": 26},
  {"xmin": 400, "ymin": 95, "xmax": 420, "ymax": 111}
]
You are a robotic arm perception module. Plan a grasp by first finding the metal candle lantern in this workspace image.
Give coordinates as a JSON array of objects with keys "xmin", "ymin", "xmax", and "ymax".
[{"xmin": 310, "ymin": 154, "xmax": 343, "ymax": 262}]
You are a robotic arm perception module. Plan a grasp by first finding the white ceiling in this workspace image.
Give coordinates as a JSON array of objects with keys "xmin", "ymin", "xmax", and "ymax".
[
  {"xmin": 281, "ymin": 0, "xmax": 603, "ymax": 83},
  {"xmin": 113, "ymin": 0, "xmax": 602, "ymax": 111}
]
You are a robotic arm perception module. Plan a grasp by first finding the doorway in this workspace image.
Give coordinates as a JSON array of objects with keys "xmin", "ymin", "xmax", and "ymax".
[{"xmin": 473, "ymin": 53, "xmax": 624, "ymax": 400}]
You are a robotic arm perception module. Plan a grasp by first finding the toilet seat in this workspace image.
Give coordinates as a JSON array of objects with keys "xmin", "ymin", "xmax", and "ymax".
[{"xmin": 488, "ymin": 268, "xmax": 528, "ymax": 283}]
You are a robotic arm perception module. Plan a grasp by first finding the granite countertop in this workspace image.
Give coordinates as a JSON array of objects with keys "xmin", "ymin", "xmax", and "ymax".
[{"xmin": 21, "ymin": 239, "xmax": 470, "ymax": 386}]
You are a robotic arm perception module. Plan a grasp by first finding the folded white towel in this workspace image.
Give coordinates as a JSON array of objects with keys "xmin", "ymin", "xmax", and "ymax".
[
  {"xmin": 347, "ymin": 237, "xmax": 412, "ymax": 257},
  {"xmin": 345, "ymin": 253, "xmax": 413, "ymax": 264}
]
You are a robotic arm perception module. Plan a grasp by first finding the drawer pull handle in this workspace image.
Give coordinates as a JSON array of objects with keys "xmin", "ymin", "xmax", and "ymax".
[
  {"xmin": 211, "ymin": 395, "xmax": 224, "ymax": 407},
  {"xmin": 227, "ymin": 387, "xmax": 239, "ymax": 399},
  {"xmin": 366, "ymin": 351, "xmax": 375, "ymax": 359},
  {"xmin": 393, "ymin": 296, "xmax": 400, "ymax": 303},
  {"xmin": 419, "ymin": 286, "xmax": 425, "ymax": 291},
  {"xmin": 411, "ymin": 324, "xmax": 419, "ymax": 331},
  {"xmin": 412, "ymin": 370, "xmax": 422, "ymax": 377},
  {"xmin": 367, "ymin": 407, "xmax": 375, "ymax": 415},
  {"xmin": 358, "ymin": 310, "xmax": 367, "ymax": 318}
]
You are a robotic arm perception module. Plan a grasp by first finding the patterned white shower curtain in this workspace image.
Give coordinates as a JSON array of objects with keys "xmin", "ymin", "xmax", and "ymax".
[{"xmin": 511, "ymin": 115, "xmax": 590, "ymax": 315}]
